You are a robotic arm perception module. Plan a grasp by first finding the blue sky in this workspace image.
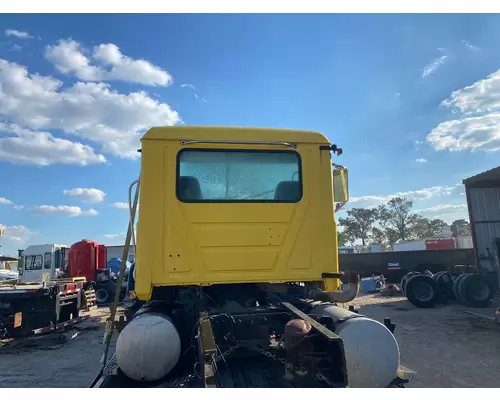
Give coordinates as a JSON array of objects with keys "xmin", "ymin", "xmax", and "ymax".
[{"xmin": 1, "ymin": 14, "xmax": 500, "ymax": 256}]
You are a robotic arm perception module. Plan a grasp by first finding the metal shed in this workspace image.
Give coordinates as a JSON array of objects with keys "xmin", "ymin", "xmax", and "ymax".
[{"xmin": 463, "ymin": 166, "xmax": 500, "ymax": 272}]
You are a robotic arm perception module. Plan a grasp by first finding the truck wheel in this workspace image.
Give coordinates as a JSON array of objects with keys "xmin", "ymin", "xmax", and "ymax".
[
  {"xmin": 453, "ymin": 273, "xmax": 470, "ymax": 302},
  {"xmin": 457, "ymin": 273, "xmax": 495, "ymax": 308},
  {"xmin": 432, "ymin": 271, "xmax": 446, "ymax": 281},
  {"xmin": 400, "ymin": 272, "xmax": 422, "ymax": 295},
  {"xmin": 405, "ymin": 275, "xmax": 439, "ymax": 308},
  {"xmin": 435, "ymin": 272, "xmax": 456, "ymax": 300},
  {"xmin": 96, "ymin": 281, "xmax": 117, "ymax": 305}
]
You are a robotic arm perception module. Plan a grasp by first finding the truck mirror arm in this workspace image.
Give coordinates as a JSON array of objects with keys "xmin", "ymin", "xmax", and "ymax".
[{"xmin": 320, "ymin": 144, "xmax": 343, "ymax": 156}]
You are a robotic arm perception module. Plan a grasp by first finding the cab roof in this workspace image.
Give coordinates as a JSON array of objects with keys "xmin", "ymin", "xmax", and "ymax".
[{"xmin": 142, "ymin": 126, "xmax": 331, "ymax": 145}]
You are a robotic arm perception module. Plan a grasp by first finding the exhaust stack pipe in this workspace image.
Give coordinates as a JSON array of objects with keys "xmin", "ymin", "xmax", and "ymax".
[{"xmin": 309, "ymin": 272, "xmax": 360, "ymax": 303}]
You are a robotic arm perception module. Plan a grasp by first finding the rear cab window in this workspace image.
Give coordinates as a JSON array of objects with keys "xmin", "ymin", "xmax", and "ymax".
[{"xmin": 177, "ymin": 149, "xmax": 303, "ymax": 203}]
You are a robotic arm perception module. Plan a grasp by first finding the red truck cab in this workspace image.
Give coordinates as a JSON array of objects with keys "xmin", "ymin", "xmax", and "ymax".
[
  {"xmin": 68, "ymin": 240, "xmax": 115, "ymax": 304},
  {"xmin": 68, "ymin": 239, "xmax": 107, "ymax": 282}
]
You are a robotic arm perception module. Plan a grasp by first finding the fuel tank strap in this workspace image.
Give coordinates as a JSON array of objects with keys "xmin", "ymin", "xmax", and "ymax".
[{"xmin": 281, "ymin": 302, "xmax": 341, "ymax": 341}]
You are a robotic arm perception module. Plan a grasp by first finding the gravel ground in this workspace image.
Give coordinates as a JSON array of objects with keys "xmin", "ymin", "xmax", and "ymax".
[
  {"xmin": 1, "ymin": 295, "xmax": 499, "ymax": 388},
  {"xmin": 349, "ymin": 293, "xmax": 500, "ymax": 388},
  {"xmin": 0, "ymin": 307, "xmax": 116, "ymax": 388}
]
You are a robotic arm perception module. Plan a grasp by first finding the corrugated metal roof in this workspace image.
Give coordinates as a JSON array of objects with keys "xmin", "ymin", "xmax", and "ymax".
[{"xmin": 463, "ymin": 166, "xmax": 500, "ymax": 185}]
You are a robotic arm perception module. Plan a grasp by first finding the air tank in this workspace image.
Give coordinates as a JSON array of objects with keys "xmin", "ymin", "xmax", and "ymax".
[
  {"xmin": 116, "ymin": 301, "xmax": 181, "ymax": 382},
  {"xmin": 309, "ymin": 304, "xmax": 400, "ymax": 388}
]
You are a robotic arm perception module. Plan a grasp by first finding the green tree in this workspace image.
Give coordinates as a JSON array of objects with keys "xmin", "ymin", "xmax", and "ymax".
[
  {"xmin": 338, "ymin": 208, "xmax": 379, "ymax": 246},
  {"xmin": 337, "ymin": 231, "xmax": 349, "ymax": 247},
  {"xmin": 412, "ymin": 216, "xmax": 447, "ymax": 239},
  {"xmin": 370, "ymin": 227, "xmax": 392, "ymax": 251},
  {"xmin": 377, "ymin": 197, "xmax": 418, "ymax": 242},
  {"xmin": 451, "ymin": 219, "xmax": 470, "ymax": 237},
  {"xmin": 371, "ymin": 227, "xmax": 386, "ymax": 246}
]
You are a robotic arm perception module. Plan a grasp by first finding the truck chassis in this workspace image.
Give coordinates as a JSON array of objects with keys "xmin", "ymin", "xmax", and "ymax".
[{"xmin": 91, "ymin": 283, "xmax": 406, "ymax": 389}]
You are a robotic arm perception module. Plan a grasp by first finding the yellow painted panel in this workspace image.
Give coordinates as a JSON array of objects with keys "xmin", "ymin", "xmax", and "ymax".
[
  {"xmin": 134, "ymin": 126, "xmax": 341, "ymax": 300},
  {"xmin": 192, "ymin": 224, "xmax": 286, "ymax": 247},
  {"xmin": 143, "ymin": 126, "xmax": 331, "ymax": 145},
  {"xmin": 201, "ymin": 248, "xmax": 280, "ymax": 272}
]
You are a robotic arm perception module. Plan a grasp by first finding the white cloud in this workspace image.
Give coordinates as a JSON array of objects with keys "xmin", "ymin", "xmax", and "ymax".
[
  {"xmin": 45, "ymin": 39, "xmax": 173, "ymax": 86},
  {"xmin": 415, "ymin": 204, "xmax": 467, "ymax": 213},
  {"xmin": 0, "ymin": 59, "xmax": 180, "ymax": 160},
  {"xmin": 5, "ymin": 29, "xmax": 33, "ymax": 40},
  {"xmin": 181, "ymin": 83, "xmax": 206, "ymax": 102},
  {"xmin": 413, "ymin": 139, "xmax": 424, "ymax": 150},
  {"xmin": 426, "ymin": 113, "xmax": 500, "ymax": 152},
  {"xmin": 461, "ymin": 40, "xmax": 479, "ymax": 51},
  {"xmin": 104, "ymin": 232, "xmax": 125, "ymax": 239},
  {"xmin": 416, "ymin": 158, "xmax": 427, "ymax": 163},
  {"xmin": 422, "ymin": 55, "xmax": 448, "ymax": 78},
  {"xmin": 349, "ymin": 184, "xmax": 459, "ymax": 208},
  {"xmin": 0, "ymin": 124, "xmax": 106, "ymax": 166},
  {"xmin": 63, "ymin": 188, "xmax": 106, "ymax": 203},
  {"xmin": 0, "ymin": 224, "xmax": 38, "ymax": 255},
  {"xmin": 30, "ymin": 205, "xmax": 98, "ymax": 217},
  {"xmin": 437, "ymin": 47, "xmax": 445, "ymax": 52},
  {"xmin": 426, "ymin": 67, "xmax": 500, "ymax": 153},
  {"xmin": 443, "ymin": 185, "xmax": 460, "ymax": 196},
  {"xmin": 13, "ymin": 205, "xmax": 24, "ymax": 210},
  {"xmin": 103, "ymin": 230, "xmax": 136, "ymax": 243},
  {"xmin": 9, "ymin": 44, "xmax": 23, "ymax": 52},
  {"xmin": 111, "ymin": 202, "xmax": 129, "ymax": 209},
  {"xmin": 415, "ymin": 203, "xmax": 470, "ymax": 224},
  {"xmin": 0, "ymin": 197, "xmax": 13, "ymax": 205},
  {"xmin": 441, "ymin": 69, "xmax": 500, "ymax": 115},
  {"xmin": 0, "ymin": 224, "xmax": 35, "ymax": 241}
]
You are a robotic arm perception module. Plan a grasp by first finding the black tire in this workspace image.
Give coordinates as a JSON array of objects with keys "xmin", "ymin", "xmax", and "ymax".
[
  {"xmin": 432, "ymin": 271, "xmax": 446, "ymax": 281},
  {"xmin": 405, "ymin": 275, "xmax": 439, "ymax": 308},
  {"xmin": 453, "ymin": 273, "xmax": 470, "ymax": 302},
  {"xmin": 95, "ymin": 281, "xmax": 117, "ymax": 305},
  {"xmin": 457, "ymin": 273, "xmax": 495, "ymax": 308},
  {"xmin": 400, "ymin": 271, "xmax": 422, "ymax": 295},
  {"xmin": 435, "ymin": 272, "xmax": 457, "ymax": 300}
]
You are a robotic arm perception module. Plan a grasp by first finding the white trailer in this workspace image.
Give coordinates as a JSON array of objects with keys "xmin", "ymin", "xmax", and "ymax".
[
  {"xmin": 455, "ymin": 236, "xmax": 473, "ymax": 249},
  {"xmin": 392, "ymin": 239, "xmax": 426, "ymax": 252}
]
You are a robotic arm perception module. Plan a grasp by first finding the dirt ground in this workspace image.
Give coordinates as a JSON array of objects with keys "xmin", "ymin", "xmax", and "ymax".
[
  {"xmin": 1, "ymin": 295, "xmax": 499, "ymax": 388},
  {"xmin": 0, "ymin": 307, "xmax": 116, "ymax": 388}
]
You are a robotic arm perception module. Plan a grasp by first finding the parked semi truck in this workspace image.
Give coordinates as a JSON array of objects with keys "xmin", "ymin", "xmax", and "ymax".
[{"xmin": 91, "ymin": 126, "xmax": 407, "ymax": 389}]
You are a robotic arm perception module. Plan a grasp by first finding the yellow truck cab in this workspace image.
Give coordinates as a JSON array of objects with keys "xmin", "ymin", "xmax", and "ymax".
[
  {"xmin": 136, "ymin": 126, "xmax": 347, "ymax": 299},
  {"xmin": 93, "ymin": 126, "xmax": 404, "ymax": 390}
]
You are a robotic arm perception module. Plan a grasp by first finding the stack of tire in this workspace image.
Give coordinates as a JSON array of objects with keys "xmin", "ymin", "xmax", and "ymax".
[
  {"xmin": 400, "ymin": 271, "xmax": 496, "ymax": 308},
  {"xmin": 452, "ymin": 272, "xmax": 496, "ymax": 308}
]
